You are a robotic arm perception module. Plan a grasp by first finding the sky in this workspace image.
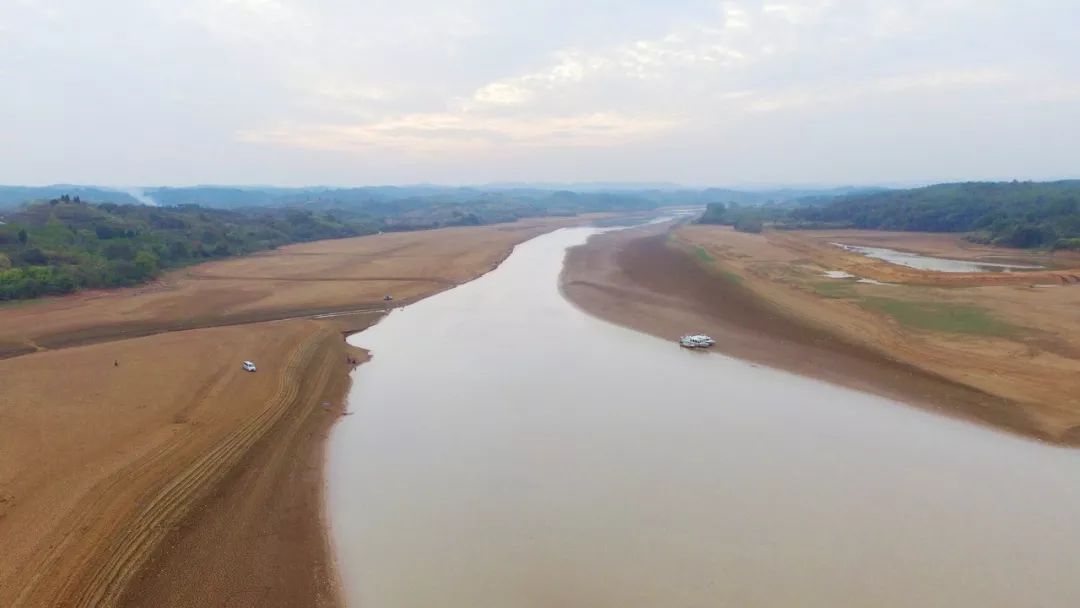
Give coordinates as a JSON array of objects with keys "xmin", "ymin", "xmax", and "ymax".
[{"xmin": 1, "ymin": 0, "xmax": 1078, "ymax": 187}]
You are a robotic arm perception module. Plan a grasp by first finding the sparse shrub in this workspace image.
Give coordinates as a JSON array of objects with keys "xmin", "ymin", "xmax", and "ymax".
[{"xmin": 734, "ymin": 218, "xmax": 764, "ymax": 233}]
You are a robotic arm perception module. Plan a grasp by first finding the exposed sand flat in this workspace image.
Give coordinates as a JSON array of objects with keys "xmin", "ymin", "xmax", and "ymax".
[
  {"xmin": 563, "ymin": 223, "xmax": 1080, "ymax": 444},
  {"xmin": 0, "ymin": 216, "xmax": 594, "ymax": 607},
  {"xmin": 0, "ymin": 218, "xmax": 582, "ymax": 358},
  {"xmin": 757, "ymin": 228, "xmax": 1080, "ymax": 287},
  {"xmin": 0, "ymin": 320, "xmax": 357, "ymax": 607}
]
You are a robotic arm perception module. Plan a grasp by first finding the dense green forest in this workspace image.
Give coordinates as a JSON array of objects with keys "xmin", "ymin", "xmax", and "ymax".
[
  {"xmin": 699, "ymin": 181, "xmax": 1080, "ymax": 250},
  {"xmin": 0, "ymin": 196, "xmax": 386, "ymax": 300},
  {"xmin": 696, "ymin": 202, "xmax": 768, "ymax": 233},
  {"xmin": 784, "ymin": 181, "xmax": 1080, "ymax": 249}
]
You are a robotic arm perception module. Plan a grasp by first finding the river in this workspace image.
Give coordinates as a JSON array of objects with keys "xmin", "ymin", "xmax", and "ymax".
[
  {"xmin": 833, "ymin": 243, "xmax": 1044, "ymax": 272},
  {"xmin": 328, "ymin": 226, "xmax": 1080, "ymax": 608}
]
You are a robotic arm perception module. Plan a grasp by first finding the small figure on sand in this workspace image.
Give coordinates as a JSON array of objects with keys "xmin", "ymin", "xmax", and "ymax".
[{"xmin": 114, "ymin": 360, "xmax": 119, "ymax": 367}]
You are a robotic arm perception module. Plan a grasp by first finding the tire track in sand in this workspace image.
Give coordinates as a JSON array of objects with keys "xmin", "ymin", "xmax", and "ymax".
[{"xmin": 10, "ymin": 328, "xmax": 332, "ymax": 608}]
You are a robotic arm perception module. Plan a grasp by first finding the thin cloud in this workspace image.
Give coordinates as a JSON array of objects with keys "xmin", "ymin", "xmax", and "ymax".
[
  {"xmin": 239, "ymin": 112, "xmax": 679, "ymax": 152},
  {"xmin": 746, "ymin": 68, "xmax": 1017, "ymax": 113},
  {"xmin": 0, "ymin": 0, "xmax": 1077, "ymax": 184}
]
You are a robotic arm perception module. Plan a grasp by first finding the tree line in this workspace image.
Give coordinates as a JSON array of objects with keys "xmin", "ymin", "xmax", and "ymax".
[
  {"xmin": 0, "ymin": 189, "xmax": 669, "ymax": 301},
  {"xmin": 698, "ymin": 181, "xmax": 1080, "ymax": 249},
  {"xmin": 0, "ymin": 197, "xmax": 381, "ymax": 300}
]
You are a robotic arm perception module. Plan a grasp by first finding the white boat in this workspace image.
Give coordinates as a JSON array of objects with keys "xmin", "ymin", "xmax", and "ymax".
[{"xmin": 679, "ymin": 334, "xmax": 715, "ymax": 348}]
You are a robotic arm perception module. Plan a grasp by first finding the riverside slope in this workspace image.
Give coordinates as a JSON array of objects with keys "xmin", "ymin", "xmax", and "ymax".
[{"xmin": 561, "ymin": 221, "xmax": 1048, "ymax": 443}]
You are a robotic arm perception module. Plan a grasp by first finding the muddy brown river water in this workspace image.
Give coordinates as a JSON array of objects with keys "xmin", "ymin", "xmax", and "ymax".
[{"xmin": 328, "ymin": 226, "xmax": 1080, "ymax": 608}]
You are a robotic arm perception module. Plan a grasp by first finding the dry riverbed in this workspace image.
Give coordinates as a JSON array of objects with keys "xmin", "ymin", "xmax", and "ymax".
[{"xmin": 0, "ymin": 216, "xmax": 595, "ymax": 608}]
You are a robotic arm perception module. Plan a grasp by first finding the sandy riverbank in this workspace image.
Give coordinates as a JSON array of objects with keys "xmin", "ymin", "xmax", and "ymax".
[
  {"xmin": 0, "ymin": 218, "xmax": 584, "ymax": 358},
  {"xmin": 562, "ymin": 222, "xmax": 1080, "ymax": 445},
  {"xmin": 0, "ymin": 216, "xmax": 595, "ymax": 607}
]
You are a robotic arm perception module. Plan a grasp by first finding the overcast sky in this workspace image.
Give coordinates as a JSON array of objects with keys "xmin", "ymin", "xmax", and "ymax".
[{"xmin": 2, "ymin": 1, "xmax": 1077, "ymax": 187}]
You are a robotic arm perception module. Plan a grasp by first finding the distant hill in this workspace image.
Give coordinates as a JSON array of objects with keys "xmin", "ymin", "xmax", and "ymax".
[
  {"xmin": 140, "ymin": 185, "xmax": 665, "ymax": 212},
  {"xmin": 692, "ymin": 181, "xmax": 1080, "ymax": 250},
  {"xmin": 0, "ymin": 183, "xmax": 874, "ymax": 211},
  {"xmin": 0, "ymin": 186, "xmax": 140, "ymax": 208},
  {"xmin": 143, "ymin": 186, "xmax": 285, "ymax": 208},
  {"xmin": 782, "ymin": 181, "xmax": 1080, "ymax": 248},
  {"xmin": 0, "ymin": 196, "xmax": 384, "ymax": 300}
]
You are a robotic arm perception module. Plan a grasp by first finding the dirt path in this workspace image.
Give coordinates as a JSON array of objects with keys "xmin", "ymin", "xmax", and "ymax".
[{"xmin": 562, "ymin": 223, "xmax": 1061, "ymax": 444}]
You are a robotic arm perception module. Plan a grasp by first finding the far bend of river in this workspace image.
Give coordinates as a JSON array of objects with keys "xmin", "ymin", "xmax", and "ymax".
[
  {"xmin": 328, "ymin": 227, "xmax": 1080, "ymax": 608},
  {"xmin": 833, "ymin": 243, "xmax": 1044, "ymax": 272}
]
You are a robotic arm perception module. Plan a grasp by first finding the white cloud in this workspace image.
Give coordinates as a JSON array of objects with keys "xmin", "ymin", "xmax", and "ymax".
[
  {"xmin": 472, "ymin": 82, "xmax": 534, "ymax": 106},
  {"xmin": 239, "ymin": 112, "xmax": 678, "ymax": 152},
  {"xmin": 465, "ymin": 52, "xmax": 597, "ymax": 109},
  {"xmin": 761, "ymin": 2, "xmax": 831, "ymax": 25},
  {"xmin": 463, "ymin": 26, "xmax": 749, "ymax": 116},
  {"xmin": 0, "ymin": 0, "xmax": 1077, "ymax": 184},
  {"xmin": 721, "ymin": 2, "xmax": 751, "ymax": 30}
]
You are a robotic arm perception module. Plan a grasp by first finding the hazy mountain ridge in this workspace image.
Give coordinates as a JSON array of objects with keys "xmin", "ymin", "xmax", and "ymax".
[
  {"xmin": 0, "ymin": 186, "xmax": 141, "ymax": 207},
  {"xmin": 0, "ymin": 184, "xmax": 883, "ymax": 213}
]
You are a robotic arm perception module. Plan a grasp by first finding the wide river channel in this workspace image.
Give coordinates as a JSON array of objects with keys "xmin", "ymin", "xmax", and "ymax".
[{"xmin": 328, "ymin": 226, "xmax": 1080, "ymax": 608}]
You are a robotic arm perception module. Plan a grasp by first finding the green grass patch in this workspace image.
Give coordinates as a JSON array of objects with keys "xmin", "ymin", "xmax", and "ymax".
[
  {"xmin": 694, "ymin": 245, "xmax": 715, "ymax": 263},
  {"xmin": 811, "ymin": 280, "xmax": 856, "ymax": 299},
  {"xmin": 856, "ymin": 296, "xmax": 1021, "ymax": 337},
  {"xmin": 678, "ymin": 239, "xmax": 742, "ymax": 284},
  {"xmin": 718, "ymin": 269, "xmax": 744, "ymax": 284}
]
